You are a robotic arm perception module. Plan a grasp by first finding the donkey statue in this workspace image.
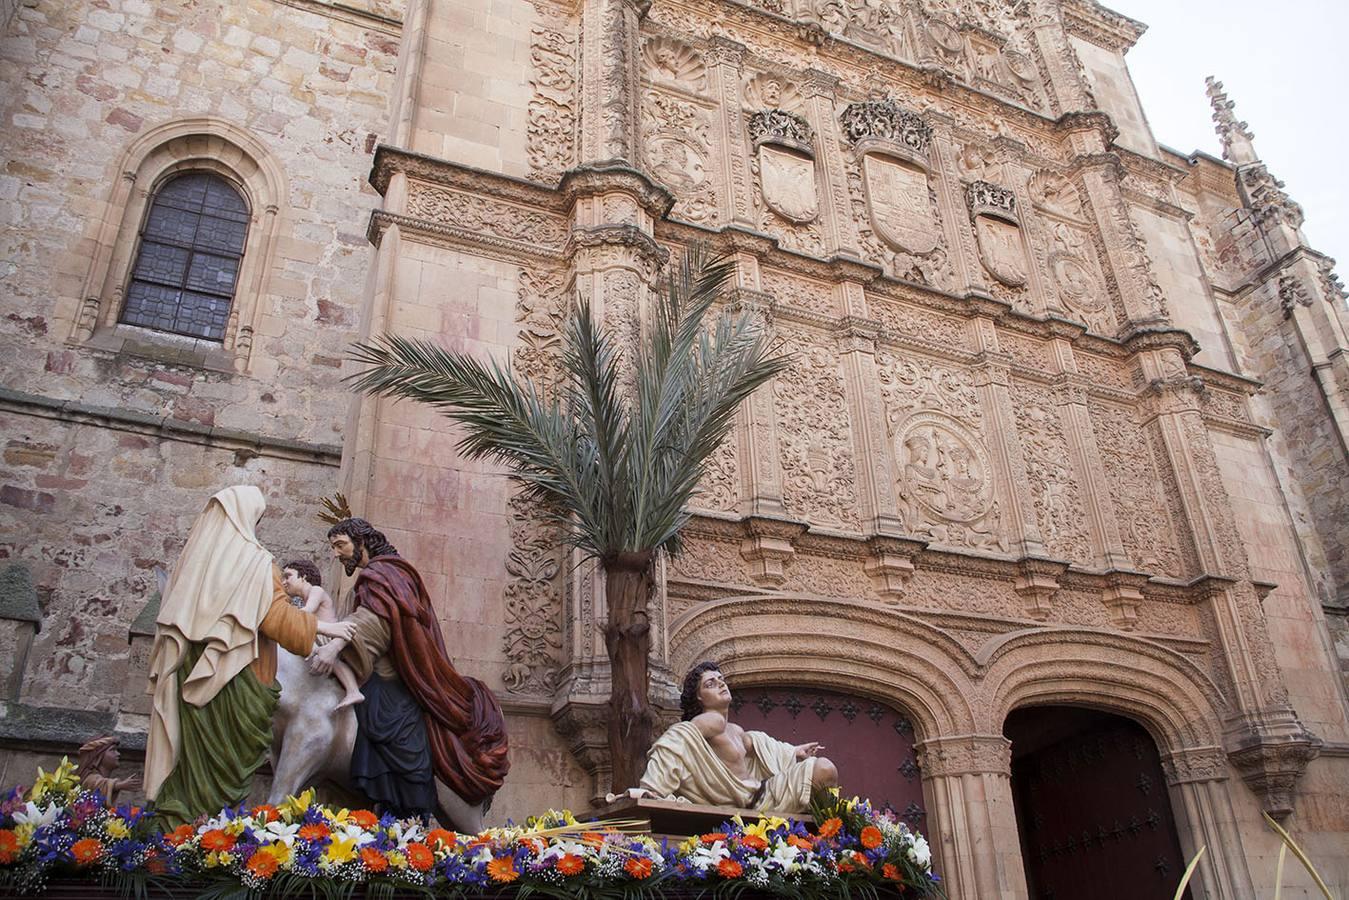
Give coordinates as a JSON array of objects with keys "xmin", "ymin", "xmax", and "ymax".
[{"xmin": 269, "ymin": 647, "xmax": 487, "ymax": 833}]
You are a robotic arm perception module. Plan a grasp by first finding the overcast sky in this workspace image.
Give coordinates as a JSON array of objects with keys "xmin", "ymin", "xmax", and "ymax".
[{"xmin": 1116, "ymin": 0, "xmax": 1348, "ymax": 276}]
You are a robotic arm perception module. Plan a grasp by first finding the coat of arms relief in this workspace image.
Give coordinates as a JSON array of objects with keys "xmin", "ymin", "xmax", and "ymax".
[{"xmin": 966, "ymin": 180, "xmax": 1031, "ymax": 288}]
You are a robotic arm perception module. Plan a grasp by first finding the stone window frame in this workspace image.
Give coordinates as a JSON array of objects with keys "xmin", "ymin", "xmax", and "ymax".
[{"xmin": 69, "ymin": 118, "xmax": 287, "ymax": 374}]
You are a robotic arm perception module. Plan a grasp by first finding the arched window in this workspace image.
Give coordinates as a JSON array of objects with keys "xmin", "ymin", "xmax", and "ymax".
[{"xmin": 120, "ymin": 173, "xmax": 250, "ymax": 342}]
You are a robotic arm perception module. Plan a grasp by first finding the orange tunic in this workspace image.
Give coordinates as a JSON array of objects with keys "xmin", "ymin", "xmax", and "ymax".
[{"xmin": 251, "ymin": 570, "xmax": 318, "ymax": 684}]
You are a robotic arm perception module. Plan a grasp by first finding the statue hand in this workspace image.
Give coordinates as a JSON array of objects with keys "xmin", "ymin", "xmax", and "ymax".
[
  {"xmin": 309, "ymin": 639, "xmax": 343, "ymax": 675},
  {"xmin": 318, "ymin": 619, "xmax": 356, "ymax": 642},
  {"xmin": 794, "ymin": 742, "xmax": 823, "ymax": 761},
  {"xmin": 115, "ymin": 776, "xmax": 140, "ymax": 790}
]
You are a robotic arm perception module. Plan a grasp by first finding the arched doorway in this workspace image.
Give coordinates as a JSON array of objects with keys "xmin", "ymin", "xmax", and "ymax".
[
  {"xmin": 731, "ymin": 684, "xmax": 926, "ymax": 827},
  {"xmin": 1004, "ymin": 706, "xmax": 1190, "ymax": 900}
]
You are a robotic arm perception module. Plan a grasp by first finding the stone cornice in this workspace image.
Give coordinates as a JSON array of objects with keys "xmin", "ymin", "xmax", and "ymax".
[
  {"xmin": 269, "ymin": 0, "xmax": 402, "ymax": 36},
  {"xmin": 1062, "ymin": 0, "xmax": 1147, "ymax": 52},
  {"xmin": 369, "ymin": 145, "xmax": 567, "ymax": 212},
  {"xmin": 558, "ymin": 164, "xmax": 676, "ymax": 218}
]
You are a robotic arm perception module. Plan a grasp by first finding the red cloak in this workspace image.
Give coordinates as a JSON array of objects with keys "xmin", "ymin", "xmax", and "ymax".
[{"xmin": 353, "ymin": 556, "xmax": 510, "ymax": 805}]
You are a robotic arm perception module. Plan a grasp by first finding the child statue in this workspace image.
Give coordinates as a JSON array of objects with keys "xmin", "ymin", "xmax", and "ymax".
[
  {"xmin": 281, "ymin": 559, "xmax": 364, "ymax": 710},
  {"xmin": 78, "ymin": 734, "xmax": 139, "ymax": 805}
]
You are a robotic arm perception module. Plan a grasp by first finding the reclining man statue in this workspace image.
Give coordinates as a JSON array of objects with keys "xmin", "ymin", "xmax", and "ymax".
[{"xmin": 636, "ymin": 661, "xmax": 838, "ymax": 814}]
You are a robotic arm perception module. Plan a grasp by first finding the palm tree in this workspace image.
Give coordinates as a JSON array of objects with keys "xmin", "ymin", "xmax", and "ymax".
[{"xmin": 346, "ymin": 246, "xmax": 790, "ymax": 790}]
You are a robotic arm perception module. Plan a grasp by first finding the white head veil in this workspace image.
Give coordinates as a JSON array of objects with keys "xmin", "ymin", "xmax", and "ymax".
[{"xmin": 143, "ymin": 485, "xmax": 275, "ymax": 800}]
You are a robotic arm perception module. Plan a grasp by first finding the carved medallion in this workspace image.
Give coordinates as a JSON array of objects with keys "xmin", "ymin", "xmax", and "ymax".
[
  {"xmin": 863, "ymin": 154, "xmax": 940, "ymax": 255},
  {"xmin": 895, "ymin": 412, "xmax": 995, "ymax": 524},
  {"xmin": 1049, "ymin": 252, "xmax": 1103, "ymax": 312},
  {"xmin": 760, "ymin": 145, "xmax": 818, "ymax": 224},
  {"xmin": 649, "ymin": 136, "xmax": 707, "ymax": 194}
]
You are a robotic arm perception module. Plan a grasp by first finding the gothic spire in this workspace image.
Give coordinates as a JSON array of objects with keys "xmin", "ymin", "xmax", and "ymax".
[{"xmin": 1204, "ymin": 76, "xmax": 1258, "ymax": 166}]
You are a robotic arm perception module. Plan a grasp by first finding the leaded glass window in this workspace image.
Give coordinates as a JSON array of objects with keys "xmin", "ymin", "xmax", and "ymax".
[{"xmin": 120, "ymin": 173, "xmax": 249, "ymax": 341}]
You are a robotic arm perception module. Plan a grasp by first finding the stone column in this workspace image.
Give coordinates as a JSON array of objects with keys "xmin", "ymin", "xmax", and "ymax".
[
  {"xmin": 801, "ymin": 69, "xmax": 861, "ymax": 258},
  {"xmin": 1027, "ymin": 2, "xmax": 1093, "ymax": 115},
  {"xmin": 705, "ymin": 37, "xmax": 755, "ymax": 227},
  {"xmin": 578, "ymin": 0, "xmax": 645, "ymax": 165},
  {"xmin": 917, "ymin": 735, "xmax": 1028, "ymax": 900},
  {"xmin": 727, "ymin": 251, "xmax": 788, "ymax": 516},
  {"xmin": 1161, "ymin": 746, "xmax": 1256, "ymax": 900}
]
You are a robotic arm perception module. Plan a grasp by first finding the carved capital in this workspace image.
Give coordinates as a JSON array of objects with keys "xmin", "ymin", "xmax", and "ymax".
[
  {"xmin": 864, "ymin": 536, "xmax": 926, "ymax": 602},
  {"xmin": 1101, "ymin": 569, "xmax": 1149, "ymax": 631},
  {"xmin": 1160, "ymin": 746, "xmax": 1229, "ymax": 785},
  {"xmin": 551, "ymin": 694, "xmax": 612, "ymax": 798},
  {"xmin": 703, "ymin": 35, "xmax": 745, "ymax": 68},
  {"xmin": 836, "ymin": 315, "xmax": 881, "ymax": 353},
  {"xmin": 747, "ymin": 109, "xmax": 814, "ymax": 154},
  {"xmin": 1014, "ymin": 557, "xmax": 1067, "ymax": 621},
  {"xmin": 1142, "ymin": 374, "xmax": 1206, "ymax": 416},
  {"xmin": 740, "ymin": 517, "xmax": 807, "ymax": 586},
  {"xmin": 1227, "ymin": 729, "xmax": 1322, "ymax": 820},
  {"xmin": 802, "ymin": 67, "xmax": 839, "ymax": 99},
  {"xmin": 916, "ymin": 734, "xmax": 1012, "ymax": 778},
  {"xmin": 966, "ymin": 180, "xmax": 1018, "ymax": 222},
  {"xmin": 727, "ymin": 288, "xmax": 776, "ymax": 327}
]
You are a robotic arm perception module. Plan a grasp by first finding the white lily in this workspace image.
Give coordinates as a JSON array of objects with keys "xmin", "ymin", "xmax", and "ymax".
[
  {"xmin": 262, "ymin": 820, "xmax": 301, "ymax": 846},
  {"xmin": 389, "ymin": 819, "xmax": 425, "ymax": 848},
  {"xmin": 13, "ymin": 802, "xmax": 61, "ymax": 829},
  {"xmin": 769, "ymin": 841, "xmax": 801, "ymax": 872}
]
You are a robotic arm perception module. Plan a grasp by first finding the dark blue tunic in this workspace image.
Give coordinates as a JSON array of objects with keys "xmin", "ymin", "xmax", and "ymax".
[{"xmin": 350, "ymin": 674, "xmax": 438, "ymax": 819}]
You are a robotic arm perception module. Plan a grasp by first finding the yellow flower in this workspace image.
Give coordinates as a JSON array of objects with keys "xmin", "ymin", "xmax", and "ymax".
[
  {"xmin": 678, "ymin": 836, "xmax": 700, "ymax": 854},
  {"xmin": 262, "ymin": 842, "xmax": 292, "ymax": 866},
  {"xmin": 31, "ymin": 759, "xmax": 80, "ymax": 804},
  {"xmin": 387, "ymin": 849, "xmax": 408, "ymax": 869},
  {"xmin": 278, "ymin": 789, "xmax": 315, "ymax": 823},
  {"xmin": 13, "ymin": 823, "xmax": 35, "ymax": 846},
  {"xmin": 325, "ymin": 836, "xmax": 357, "ymax": 866},
  {"xmin": 105, "ymin": 819, "xmax": 129, "ymax": 839}
]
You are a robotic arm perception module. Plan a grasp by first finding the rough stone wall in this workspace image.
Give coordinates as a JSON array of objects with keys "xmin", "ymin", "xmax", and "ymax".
[{"xmin": 0, "ymin": 0, "xmax": 397, "ymax": 730}]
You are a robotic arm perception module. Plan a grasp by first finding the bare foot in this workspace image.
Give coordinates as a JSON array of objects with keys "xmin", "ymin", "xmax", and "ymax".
[{"xmin": 336, "ymin": 690, "xmax": 365, "ymax": 711}]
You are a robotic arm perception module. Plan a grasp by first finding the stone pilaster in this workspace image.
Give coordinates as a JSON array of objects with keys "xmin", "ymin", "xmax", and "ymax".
[
  {"xmin": 705, "ymin": 37, "xmax": 755, "ymax": 227},
  {"xmin": 578, "ymin": 0, "xmax": 645, "ymax": 165},
  {"xmin": 917, "ymin": 735, "xmax": 1028, "ymax": 900},
  {"xmin": 801, "ymin": 69, "xmax": 861, "ymax": 258},
  {"xmin": 1027, "ymin": 2, "xmax": 1093, "ymax": 115},
  {"xmin": 727, "ymin": 258, "xmax": 788, "ymax": 517},
  {"xmin": 1161, "ymin": 746, "xmax": 1257, "ymax": 900}
]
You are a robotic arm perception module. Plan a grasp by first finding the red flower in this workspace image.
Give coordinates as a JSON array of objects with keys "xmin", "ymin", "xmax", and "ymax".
[
  {"xmin": 250, "ymin": 804, "xmax": 279, "ymax": 823},
  {"xmin": 164, "ymin": 824, "xmax": 195, "ymax": 847},
  {"xmin": 883, "ymin": 863, "xmax": 903, "ymax": 881},
  {"xmin": 487, "ymin": 855, "xmax": 519, "ymax": 883},
  {"xmin": 556, "ymin": 853, "xmax": 585, "ymax": 876},
  {"xmin": 71, "ymin": 838, "xmax": 104, "ymax": 866},
  {"xmin": 200, "ymin": 830, "xmax": 236, "ymax": 853},
  {"xmin": 740, "ymin": 834, "xmax": 768, "ymax": 851},
  {"xmin": 298, "ymin": 823, "xmax": 330, "ymax": 842},
  {"xmin": 701, "ymin": 831, "xmax": 728, "ymax": 844},
  {"xmin": 350, "ymin": 809, "xmax": 379, "ymax": 829},
  {"xmin": 145, "ymin": 853, "xmax": 167, "ymax": 876},
  {"xmin": 716, "ymin": 858, "xmax": 743, "ymax": 878},
  {"xmin": 625, "ymin": 856, "xmax": 653, "ymax": 879},
  {"xmin": 405, "ymin": 843, "xmax": 435, "ymax": 872},
  {"xmin": 360, "ymin": 847, "xmax": 388, "ymax": 873},
  {"xmin": 818, "ymin": 817, "xmax": 843, "ymax": 839},
  {"xmin": 860, "ymin": 825, "xmax": 883, "ymax": 849},
  {"xmin": 246, "ymin": 852, "xmax": 279, "ymax": 878},
  {"xmin": 0, "ymin": 830, "xmax": 20, "ymax": 864}
]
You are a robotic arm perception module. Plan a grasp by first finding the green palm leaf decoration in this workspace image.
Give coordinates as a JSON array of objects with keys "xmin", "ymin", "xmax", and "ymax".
[{"xmin": 346, "ymin": 244, "xmax": 790, "ymax": 788}]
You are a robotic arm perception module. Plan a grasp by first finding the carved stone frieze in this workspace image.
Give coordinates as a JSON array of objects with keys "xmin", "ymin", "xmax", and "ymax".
[
  {"xmin": 642, "ymin": 89, "xmax": 718, "ymax": 224},
  {"xmin": 916, "ymin": 733, "xmax": 1013, "ymax": 778},
  {"xmin": 1089, "ymin": 401, "xmax": 1184, "ymax": 577},
  {"xmin": 501, "ymin": 493, "xmax": 565, "ymax": 694},
  {"xmin": 527, "ymin": 22, "xmax": 578, "ymax": 183},
  {"xmin": 1013, "ymin": 384, "xmax": 1091, "ymax": 564},
  {"xmin": 405, "ymin": 183, "xmax": 569, "ymax": 250},
  {"xmin": 1160, "ymin": 746, "xmax": 1229, "ymax": 785}
]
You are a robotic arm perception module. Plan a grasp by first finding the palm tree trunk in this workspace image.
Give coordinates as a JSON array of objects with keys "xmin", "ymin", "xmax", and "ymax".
[{"xmin": 602, "ymin": 550, "xmax": 657, "ymax": 792}]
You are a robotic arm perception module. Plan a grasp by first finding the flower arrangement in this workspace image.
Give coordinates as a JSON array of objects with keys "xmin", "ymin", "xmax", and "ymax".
[{"xmin": 0, "ymin": 761, "xmax": 942, "ymax": 898}]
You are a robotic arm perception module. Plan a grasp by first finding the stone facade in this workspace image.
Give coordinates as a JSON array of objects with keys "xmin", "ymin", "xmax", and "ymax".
[{"xmin": 3, "ymin": 0, "xmax": 1349, "ymax": 898}]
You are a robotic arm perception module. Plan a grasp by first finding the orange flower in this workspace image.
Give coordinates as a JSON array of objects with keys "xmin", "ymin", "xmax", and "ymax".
[
  {"xmin": 200, "ymin": 830, "xmax": 236, "ymax": 853},
  {"xmin": 298, "ymin": 823, "xmax": 330, "ymax": 842},
  {"xmin": 852, "ymin": 851, "xmax": 871, "ymax": 868},
  {"xmin": 556, "ymin": 853, "xmax": 585, "ymax": 876},
  {"xmin": 350, "ymin": 809, "xmax": 379, "ymax": 829},
  {"xmin": 581, "ymin": 831, "xmax": 606, "ymax": 848},
  {"xmin": 701, "ymin": 831, "xmax": 728, "ymax": 844},
  {"xmin": 250, "ymin": 804, "xmax": 279, "ymax": 823},
  {"xmin": 487, "ymin": 855, "xmax": 519, "ymax": 883},
  {"xmin": 716, "ymin": 858, "xmax": 743, "ymax": 878},
  {"xmin": 427, "ymin": 828, "xmax": 458, "ymax": 851},
  {"xmin": 740, "ymin": 834, "xmax": 768, "ymax": 851},
  {"xmin": 625, "ymin": 856, "xmax": 654, "ymax": 879},
  {"xmin": 838, "ymin": 860, "xmax": 855, "ymax": 874},
  {"xmin": 360, "ymin": 847, "xmax": 388, "ymax": 873},
  {"xmin": 145, "ymin": 853, "xmax": 167, "ymax": 876},
  {"xmin": 0, "ymin": 830, "xmax": 20, "ymax": 864},
  {"xmin": 787, "ymin": 834, "xmax": 814, "ymax": 851},
  {"xmin": 246, "ymin": 852, "xmax": 280, "ymax": 878},
  {"xmin": 518, "ymin": 837, "xmax": 545, "ymax": 854},
  {"xmin": 859, "ymin": 825, "xmax": 883, "ymax": 849},
  {"xmin": 466, "ymin": 834, "xmax": 494, "ymax": 849},
  {"xmin": 405, "ymin": 843, "xmax": 435, "ymax": 872},
  {"xmin": 164, "ymin": 824, "xmax": 195, "ymax": 847},
  {"xmin": 882, "ymin": 863, "xmax": 902, "ymax": 881},
  {"xmin": 71, "ymin": 838, "xmax": 104, "ymax": 866},
  {"xmin": 818, "ymin": 817, "xmax": 843, "ymax": 839}
]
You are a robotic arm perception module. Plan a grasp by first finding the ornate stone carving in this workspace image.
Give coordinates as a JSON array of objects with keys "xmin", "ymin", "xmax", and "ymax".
[
  {"xmin": 527, "ymin": 23, "xmax": 578, "ymax": 182},
  {"xmin": 740, "ymin": 517, "xmax": 808, "ymax": 585},
  {"xmin": 642, "ymin": 90, "xmax": 717, "ymax": 224},
  {"xmin": 748, "ymin": 108, "xmax": 814, "ymax": 152},
  {"xmin": 839, "ymin": 100, "xmax": 934, "ymax": 157},
  {"xmin": 1027, "ymin": 169, "xmax": 1082, "ymax": 219},
  {"xmin": 858, "ymin": 154, "xmax": 942, "ymax": 256},
  {"xmin": 501, "ymin": 493, "xmax": 565, "ymax": 694},
  {"xmin": 966, "ymin": 180, "xmax": 1017, "ymax": 219},
  {"xmin": 743, "ymin": 72, "xmax": 806, "ymax": 113},
  {"xmin": 916, "ymin": 734, "xmax": 1012, "ymax": 777},
  {"xmin": 757, "ymin": 145, "xmax": 820, "ymax": 224},
  {"xmin": 1014, "ymin": 389, "xmax": 1090, "ymax": 564},
  {"xmin": 774, "ymin": 337, "xmax": 861, "ymax": 529},
  {"xmin": 1161, "ymin": 746, "xmax": 1230, "ymax": 785},
  {"xmin": 955, "ymin": 142, "xmax": 1002, "ymax": 184},
  {"xmin": 864, "ymin": 536, "xmax": 925, "ymax": 601},
  {"xmin": 1090, "ymin": 401, "xmax": 1184, "ymax": 577},
  {"xmin": 405, "ymin": 183, "xmax": 568, "ymax": 249},
  {"xmin": 1277, "ymin": 273, "xmax": 1312, "ymax": 319},
  {"xmin": 815, "ymin": 0, "xmax": 908, "ymax": 56},
  {"xmin": 514, "ymin": 266, "xmax": 567, "ymax": 385},
  {"xmin": 1227, "ymin": 731, "xmax": 1323, "ymax": 820},
  {"xmin": 642, "ymin": 35, "xmax": 706, "ymax": 91},
  {"xmin": 967, "ymin": 182, "xmax": 1028, "ymax": 288}
]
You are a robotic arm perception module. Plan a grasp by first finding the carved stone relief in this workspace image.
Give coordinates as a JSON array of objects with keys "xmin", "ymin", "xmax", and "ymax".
[
  {"xmin": 748, "ymin": 109, "xmax": 819, "ymax": 224},
  {"xmin": 1013, "ymin": 383, "xmax": 1091, "ymax": 564},
  {"xmin": 641, "ymin": 35, "xmax": 707, "ymax": 92},
  {"xmin": 815, "ymin": 0, "xmax": 911, "ymax": 58},
  {"xmin": 642, "ymin": 89, "xmax": 718, "ymax": 224},
  {"xmin": 774, "ymin": 336, "xmax": 862, "ymax": 529},
  {"xmin": 527, "ymin": 23, "xmax": 578, "ymax": 183},
  {"xmin": 967, "ymin": 181, "xmax": 1029, "ymax": 287},
  {"xmin": 760, "ymin": 268, "xmax": 837, "ymax": 317},
  {"xmin": 877, "ymin": 351, "xmax": 1007, "ymax": 551},
  {"xmin": 743, "ymin": 72, "xmax": 806, "ymax": 113},
  {"xmin": 406, "ymin": 183, "xmax": 568, "ymax": 250},
  {"xmin": 501, "ymin": 493, "xmax": 565, "ymax": 693}
]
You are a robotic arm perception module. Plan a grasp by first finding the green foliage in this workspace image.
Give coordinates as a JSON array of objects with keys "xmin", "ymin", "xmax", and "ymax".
[{"xmin": 346, "ymin": 245, "xmax": 790, "ymax": 563}]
